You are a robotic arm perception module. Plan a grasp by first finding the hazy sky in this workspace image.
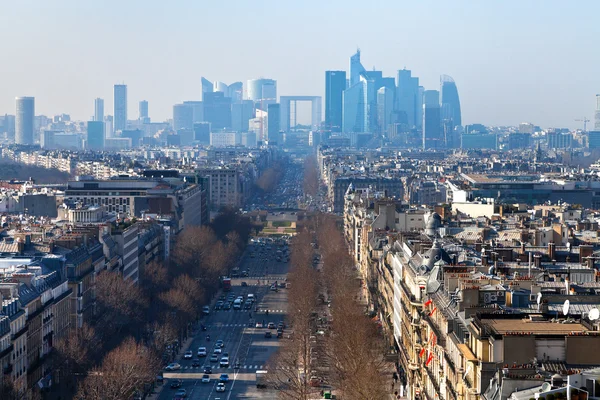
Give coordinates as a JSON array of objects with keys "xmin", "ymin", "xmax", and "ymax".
[{"xmin": 1, "ymin": 1, "xmax": 598, "ymax": 128}]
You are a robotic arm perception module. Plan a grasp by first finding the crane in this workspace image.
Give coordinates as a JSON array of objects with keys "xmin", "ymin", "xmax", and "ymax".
[{"xmin": 575, "ymin": 117, "xmax": 590, "ymax": 132}]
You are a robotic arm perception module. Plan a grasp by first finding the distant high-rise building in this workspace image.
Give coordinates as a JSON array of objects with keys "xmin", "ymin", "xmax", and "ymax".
[
  {"xmin": 15, "ymin": 97, "xmax": 35, "ymax": 145},
  {"xmin": 201, "ymin": 77, "xmax": 214, "ymax": 100},
  {"xmin": 266, "ymin": 103, "xmax": 280, "ymax": 142},
  {"xmin": 247, "ymin": 78, "xmax": 277, "ymax": 109},
  {"xmin": 114, "ymin": 84, "xmax": 127, "ymax": 132},
  {"xmin": 194, "ymin": 122, "xmax": 211, "ymax": 145},
  {"xmin": 183, "ymin": 101, "xmax": 204, "ymax": 123},
  {"xmin": 416, "ymin": 86, "xmax": 424, "ymax": 129},
  {"xmin": 139, "ymin": 100, "xmax": 149, "ymax": 121},
  {"xmin": 203, "ymin": 92, "xmax": 232, "ymax": 130},
  {"xmin": 94, "ymin": 98, "xmax": 104, "ymax": 122},
  {"xmin": 343, "ymin": 75, "xmax": 376, "ymax": 133},
  {"xmin": 231, "ymin": 100, "xmax": 254, "ymax": 132},
  {"xmin": 87, "ymin": 121, "xmax": 105, "ymax": 150},
  {"xmin": 440, "ymin": 75, "xmax": 462, "ymax": 127},
  {"xmin": 377, "ymin": 86, "xmax": 395, "ymax": 134},
  {"xmin": 227, "ymin": 82, "xmax": 243, "ymax": 103},
  {"xmin": 104, "ymin": 115, "xmax": 113, "ymax": 139},
  {"xmin": 595, "ymin": 95, "xmax": 600, "ymax": 131},
  {"xmin": 173, "ymin": 104, "xmax": 194, "ymax": 131},
  {"xmin": 396, "ymin": 69, "xmax": 420, "ymax": 127},
  {"xmin": 325, "ymin": 71, "xmax": 346, "ymax": 132},
  {"xmin": 349, "ymin": 49, "xmax": 366, "ymax": 87},
  {"xmin": 422, "ymin": 90, "xmax": 442, "ymax": 149}
]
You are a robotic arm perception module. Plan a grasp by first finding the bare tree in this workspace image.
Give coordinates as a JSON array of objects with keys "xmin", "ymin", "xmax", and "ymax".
[
  {"xmin": 75, "ymin": 337, "xmax": 160, "ymax": 400},
  {"xmin": 302, "ymin": 156, "xmax": 319, "ymax": 198},
  {"xmin": 53, "ymin": 324, "xmax": 98, "ymax": 393}
]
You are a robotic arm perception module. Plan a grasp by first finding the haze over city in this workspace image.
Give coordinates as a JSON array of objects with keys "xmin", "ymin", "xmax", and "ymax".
[{"xmin": 1, "ymin": 0, "xmax": 598, "ymax": 128}]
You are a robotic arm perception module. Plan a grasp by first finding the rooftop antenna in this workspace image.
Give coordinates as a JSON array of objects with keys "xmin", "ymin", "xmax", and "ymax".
[
  {"xmin": 562, "ymin": 299, "xmax": 570, "ymax": 316},
  {"xmin": 589, "ymin": 308, "xmax": 600, "ymax": 321}
]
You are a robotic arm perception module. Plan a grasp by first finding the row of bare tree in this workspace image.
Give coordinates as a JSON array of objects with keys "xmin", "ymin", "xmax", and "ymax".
[
  {"xmin": 302, "ymin": 156, "xmax": 320, "ymax": 198},
  {"xmin": 315, "ymin": 214, "xmax": 389, "ymax": 400},
  {"xmin": 49, "ymin": 209, "xmax": 251, "ymax": 400},
  {"xmin": 256, "ymin": 160, "xmax": 287, "ymax": 193}
]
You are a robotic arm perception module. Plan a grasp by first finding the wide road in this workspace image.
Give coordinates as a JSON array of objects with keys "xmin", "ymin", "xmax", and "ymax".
[{"xmin": 160, "ymin": 238, "xmax": 291, "ymax": 400}]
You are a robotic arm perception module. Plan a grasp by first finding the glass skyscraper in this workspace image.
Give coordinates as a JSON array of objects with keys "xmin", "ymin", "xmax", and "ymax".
[
  {"xmin": 86, "ymin": 120, "xmax": 105, "ymax": 150},
  {"xmin": 113, "ymin": 84, "xmax": 127, "ymax": 132},
  {"xmin": 15, "ymin": 96, "xmax": 35, "ymax": 145},
  {"xmin": 139, "ymin": 100, "xmax": 149, "ymax": 121},
  {"xmin": 94, "ymin": 98, "xmax": 104, "ymax": 122},
  {"xmin": 422, "ymin": 90, "xmax": 442, "ymax": 149},
  {"xmin": 440, "ymin": 75, "xmax": 462, "ymax": 127},
  {"xmin": 325, "ymin": 71, "xmax": 346, "ymax": 132},
  {"xmin": 396, "ymin": 69, "xmax": 420, "ymax": 127}
]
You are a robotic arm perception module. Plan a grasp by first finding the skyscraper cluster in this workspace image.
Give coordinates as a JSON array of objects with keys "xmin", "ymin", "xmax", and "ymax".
[{"xmin": 325, "ymin": 50, "xmax": 462, "ymax": 150}]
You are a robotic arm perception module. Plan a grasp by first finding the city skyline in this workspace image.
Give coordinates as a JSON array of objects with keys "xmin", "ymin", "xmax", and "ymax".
[{"xmin": 0, "ymin": 1, "xmax": 598, "ymax": 128}]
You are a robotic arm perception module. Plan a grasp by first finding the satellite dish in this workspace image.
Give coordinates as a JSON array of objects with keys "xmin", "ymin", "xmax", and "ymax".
[
  {"xmin": 563, "ymin": 300, "xmax": 570, "ymax": 316},
  {"xmin": 589, "ymin": 308, "xmax": 600, "ymax": 321},
  {"xmin": 536, "ymin": 292, "xmax": 542, "ymax": 306},
  {"xmin": 541, "ymin": 382, "xmax": 551, "ymax": 392}
]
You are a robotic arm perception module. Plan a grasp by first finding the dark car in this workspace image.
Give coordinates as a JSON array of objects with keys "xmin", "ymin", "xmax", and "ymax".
[
  {"xmin": 264, "ymin": 331, "xmax": 272, "ymax": 338},
  {"xmin": 203, "ymin": 366, "xmax": 213, "ymax": 374},
  {"xmin": 170, "ymin": 379, "xmax": 183, "ymax": 389},
  {"xmin": 192, "ymin": 361, "xmax": 201, "ymax": 367},
  {"xmin": 241, "ymin": 281, "xmax": 248, "ymax": 287}
]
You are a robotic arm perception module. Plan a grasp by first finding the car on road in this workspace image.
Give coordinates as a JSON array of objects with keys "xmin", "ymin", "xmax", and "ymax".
[
  {"xmin": 203, "ymin": 366, "xmax": 213, "ymax": 374},
  {"xmin": 184, "ymin": 350, "xmax": 193, "ymax": 359},
  {"xmin": 215, "ymin": 340, "xmax": 224, "ymax": 348},
  {"xmin": 202, "ymin": 305, "xmax": 210, "ymax": 315},
  {"xmin": 170, "ymin": 379, "xmax": 182, "ymax": 389},
  {"xmin": 197, "ymin": 347, "xmax": 207, "ymax": 357},
  {"xmin": 201, "ymin": 374, "xmax": 210, "ymax": 383},
  {"xmin": 220, "ymin": 357, "xmax": 229, "ymax": 367},
  {"xmin": 277, "ymin": 330, "xmax": 283, "ymax": 338},
  {"xmin": 220, "ymin": 374, "xmax": 230, "ymax": 382},
  {"xmin": 192, "ymin": 360, "xmax": 201, "ymax": 367},
  {"xmin": 223, "ymin": 301, "xmax": 231, "ymax": 310},
  {"xmin": 241, "ymin": 281, "xmax": 248, "ymax": 287},
  {"xmin": 268, "ymin": 322, "xmax": 276, "ymax": 329},
  {"xmin": 175, "ymin": 388, "xmax": 187, "ymax": 398},
  {"xmin": 264, "ymin": 331, "xmax": 272, "ymax": 338},
  {"xmin": 210, "ymin": 354, "xmax": 219, "ymax": 363},
  {"xmin": 165, "ymin": 363, "xmax": 181, "ymax": 371},
  {"xmin": 216, "ymin": 382, "xmax": 226, "ymax": 392},
  {"xmin": 213, "ymin": 347, "xmax": 222, "ymax": 354},
  {"xmin": 215, "ymin": 301, "xmax": 223, "ymax": 310},
  {"xmin": 255, "ymin": 322, "xmax": 263, "ymax": 328},
  {"xmin": 244, "ymin": 301, "xmax": 252, "ymax": 309}
]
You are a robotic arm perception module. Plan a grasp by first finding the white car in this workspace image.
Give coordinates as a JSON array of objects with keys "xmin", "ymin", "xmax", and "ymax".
[
  {"xmin": 213, "ymin": 347, "xmax": 222, "ymax": 354},
  {"xmin": 165, "ymin": 363, "xmax": 181, "ymax": 371},
  {"xmin": 216, "ymin": 382, "xmax": 226, "ymax": 392},
  {"xmin": 197, "ymin": 347, "xmax": 207, "ymax": 357},
  {"xmin": 184, "ymin": 350, "xmax": 193, "ymax": 359},
  {"xmin": 220, "ymin": 357, "xmax": 229, "ymax": 367},
  {"xmin": 201, "ymin": 374, "xmax": 210, "ymax": 383}
]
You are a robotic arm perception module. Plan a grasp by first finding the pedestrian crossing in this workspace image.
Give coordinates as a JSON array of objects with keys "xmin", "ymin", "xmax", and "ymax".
[{"xmin": 181, "ymin": 365, "xmax": 265, "ymax": 371}]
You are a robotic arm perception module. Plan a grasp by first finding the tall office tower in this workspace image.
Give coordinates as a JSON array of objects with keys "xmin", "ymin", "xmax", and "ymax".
[
  {"xmin": 114, "ymin": 84, "xmax": 127, "ymax": 132},
  {"xmin": 201, "ymin": 77, "xmax": 214, "ymax": 100},
  {"xmin": 227, "ymin": 82, "xmax": 243, "ymax": 103},
  {"xmin": 203, "ymin": 92, "xmax": 232, "ymax": 129},
  {"xmin": 343, "ymin": 75, "xmax": 376, "ymax": 133},
  {"xmin": 416, "ymin": 86, "xmax": 424, "ymax": 129},
  {"xmin": 15, "ymin": 97, "xmax": 35, "ymax": 145},
  {"xmin": 266, "ymin": 103, "xmax": 281, "ymax": 142},
  {"xmin": 349, "ymin": 49, "xmax": 366, "ymax": 87},
  {"xmin": 173, "ymin": 104, "xmax": 194, "ymax": 131},
  {"xmin": 94, "ymin": 98, "xmax": 104, "ymax": 122},
  {"xmin": 440, "ymin": 75, "xmax": 462, "ymax": 127},
  {"xmin": 377, "ymin": 87, "xmax": 395, "ymax": 135},
  {"xmin": 86, "ymin": 121, "xmax": 105, "ymax": 150},
  {"xmin": 247, "ymin": 79, "xmax": 277, "ymax": 110},
  {"xmin": 325, "ymin": 71, "xmax": 346, "ymax": 132},
  {"xmin": 183, "ymin": 101, "xmax": 204, "ymax": 123},
  {"xmin": 104, "ymin": 115, "xmax": 113, "ymax": 139},
  {"xmin": 396, "ymin": 69, "xmax": 420, "ymax": 127},
  {"xmin": 422, "ymin": 90, "xmax": 442, "ymax": 149},
  {"xmin": 595, "ymin": 95, "xmax": 600, "ymax": 131},
  {"xmin": 231, "ymin": 100, "xmax": 254, "ymax": 132},
  {"xmin": 194, "ymin": 122, "xmax": 211, "ymax": 144},
  {"xmin": 139, "ymin": 100, "xmax": 149, "ymax": 121}
]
